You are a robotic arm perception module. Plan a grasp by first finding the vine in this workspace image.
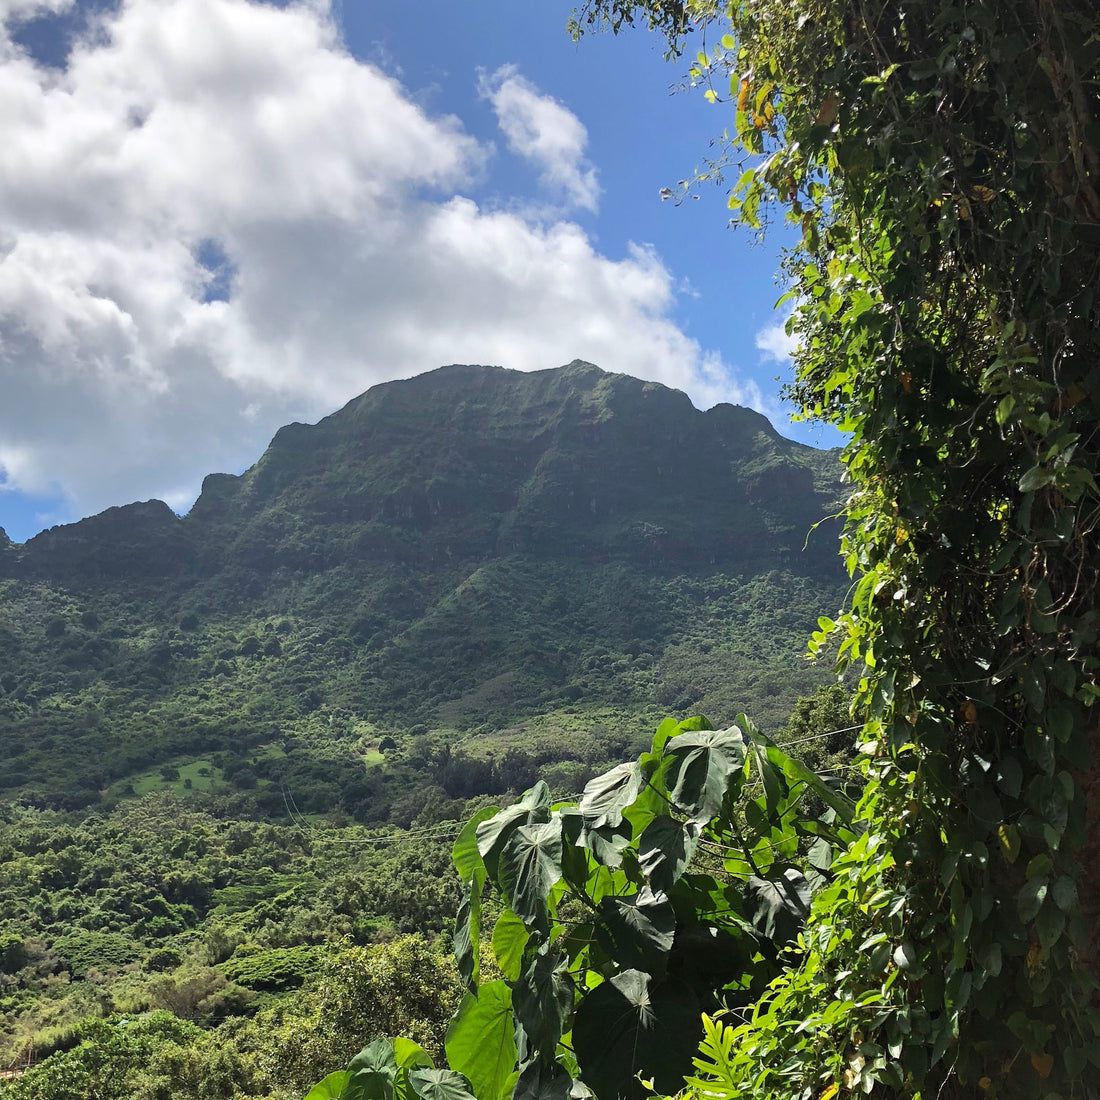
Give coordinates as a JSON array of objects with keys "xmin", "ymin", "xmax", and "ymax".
[{"xmin": 575, "ymin": 0, "xmax": 1100, "ymax": 1095}]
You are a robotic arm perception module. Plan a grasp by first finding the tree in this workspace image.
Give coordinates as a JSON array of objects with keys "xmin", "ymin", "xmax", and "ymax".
[{"xmin": 567, "ymin": 0, "xmax": 1100, "ymax": 1095}]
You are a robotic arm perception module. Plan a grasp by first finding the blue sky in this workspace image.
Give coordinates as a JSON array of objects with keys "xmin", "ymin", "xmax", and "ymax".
[{"xmin": 0, "ymin": 0, "xmax": 835, "ymax": 544}]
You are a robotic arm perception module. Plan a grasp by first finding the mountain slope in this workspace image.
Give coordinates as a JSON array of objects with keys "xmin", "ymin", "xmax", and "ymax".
[{"xmin": 0, "ymin": 362, "xmax": 845, "ymax": 818}]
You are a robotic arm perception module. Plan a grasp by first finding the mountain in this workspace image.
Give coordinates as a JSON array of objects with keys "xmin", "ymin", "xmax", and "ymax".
[{"xmin": 0, "ymin": 362, "xmax": 846, "ymax": 819}]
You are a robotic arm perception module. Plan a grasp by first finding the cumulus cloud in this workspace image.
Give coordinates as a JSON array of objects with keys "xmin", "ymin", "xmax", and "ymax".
[
  {"xmin": 755, "ymin": 312, "xmax": 798, "ymax": 364},
  {"xmin": 479, "ymin": 64, "xmax": 599, "ymax": 213},
  {"xmin": 0, "ymin": 0, "xmax": 759, "ymax": 526}
]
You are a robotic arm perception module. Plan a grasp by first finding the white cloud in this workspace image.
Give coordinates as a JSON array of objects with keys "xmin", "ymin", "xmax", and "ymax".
[
  {"xmin": 479, "ymin": 64, "xmax": 599, "ymax": 213},
  {"xmin": 755, "ymin": 312, "xmax": 798, "ymax": 364},
  {"xmin": 0, "ymin": 0, "xmax": 761, "ymax": 526},
  {"xmin": 0, "ymin": 0, "xmax": 72, "ymax": 23}
]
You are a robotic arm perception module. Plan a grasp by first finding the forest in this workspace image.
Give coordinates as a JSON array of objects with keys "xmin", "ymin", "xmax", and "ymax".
[{"xmin": 5, "ymin": 0, "xmax": 1100, "ymax": 1097}]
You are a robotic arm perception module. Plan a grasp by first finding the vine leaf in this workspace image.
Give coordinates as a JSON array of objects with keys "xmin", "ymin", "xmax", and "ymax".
[
  {"xmin": 445, "ymin": 981, "xmax": 517, "ymax": 1100},
  {"xmin": 573, "ymin": 969, "xmax": 701, "ymax": 1100},
  {"xmin": 663, "ymin": 726, "xmax": 747, "ymax": 823}
]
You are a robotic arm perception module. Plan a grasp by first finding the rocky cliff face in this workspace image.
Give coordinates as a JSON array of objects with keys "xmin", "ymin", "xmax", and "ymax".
[
  {"xmin": 184, "ymin": 361, "xmax": 843, "ymax": 576},
  {"xmin": 6, "ymin": 361, "xmax": 842, "ymax": 583},
  {"xmin": 17, "ymin": 500, "xmax": 190, "ymax": 579}
]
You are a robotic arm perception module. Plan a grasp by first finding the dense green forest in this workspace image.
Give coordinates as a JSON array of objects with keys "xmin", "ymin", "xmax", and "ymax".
[{"xmin": 0, "ymin": 364, "xmax": 851, "ymax": 1093}]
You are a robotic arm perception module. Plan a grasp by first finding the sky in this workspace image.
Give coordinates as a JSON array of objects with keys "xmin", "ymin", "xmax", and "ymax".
[{"xmin": 0, "ymin": 0, "xmax": 835, "ymax": 544}]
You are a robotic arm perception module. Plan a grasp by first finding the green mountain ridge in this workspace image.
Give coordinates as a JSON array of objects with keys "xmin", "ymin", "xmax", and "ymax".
[{"xmin": 0, "ymin": 361, "xmax": 845, "ymax": 818}]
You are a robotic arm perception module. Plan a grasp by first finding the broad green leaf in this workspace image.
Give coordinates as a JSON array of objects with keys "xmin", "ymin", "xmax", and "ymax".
[
  {"xmin": 345, "ymin": 1039, "xmax": 399, "ymax": 1100},
  {"xmin": 305, "ymin": 1071, "xmax": 351, "ymax": 1100},
  {"xmin": 745, "ymin": 869, "xmax": 811, "ymax": 946},
  {"xmin": 651, "ymin": 718, "xmax": 680, "ymax": 755},
  {"xmin": 407, "ymin": 1069, "xmax": 476, "ymax": 1100},
  {"xmin": 445, "ymin": 981, "xmax": 517, "ymax": 1100},
  {"xmin": 454, "ymin": 881, "xmax": 480, "ymax": 993},
  {"xmin": 557, "ymin": 807, "xmax": 598, "ymax": 891},
  {"xmin": 638, "ymin": 817, "xmax": 700, "ymax": 894},
  {"xmin": 454, "ymin": 805, "xmax": 499, "ymax": 886},
  {"xmin": 492, "ymin": 908, "xmax": 530, "ymax": 981},
  {"xmin": 394, "ymin": 1039, "xmax": 434, "ymax": 1070},
  {"xmin": 512, "ymin": 940, "xmax": 575, "ymax": 1057},
  {"xmin": 596, "ymin": 887, "xmax": 676, "ymax": 976},
  {"xmin": 676, "ymin": 716, "xmax": 714, "ymax": 732},
  {"xmin": 499, "ymin": 820, "xmax": 564, "ymax": 933},
  {"xmin": 579, "ymin": 820, "xmax": 632, "ymax": 870},
  {"xmin": 512, "ymin": 1058, "xmax": 572, "ymax": 1100},
  {"xmin": 477, "ymin": 784, "xmax": 551, "ymax": 880},
  {"xmin": 764, "ymin": 743, "xmax": 856, "ymax": 826},
  {"xmin": 579, "ymin": 762, "xmax": 643, "ymax": 830},
  {"xmin": 663, "ymin": 726, "xmax": 747, "ymax": 824},
  {"xmin": 573, "ymin": 970, "xmax": 701, "ymax": 1100}
]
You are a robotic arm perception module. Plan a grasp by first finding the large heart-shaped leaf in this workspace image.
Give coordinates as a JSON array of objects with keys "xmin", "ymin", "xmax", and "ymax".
[
  {"xmin": 454, "ymin": 805, "xmax": 500, "ymax": 886},
  {"xmin": 393, "ymin": 1039, "xmax": 435, "ymax": 1100},
  {"xmin": 499, "ymin": 820, "xmax": 564, "ymax": 933},
  {"xmin": 513, "ymin": 1058, "xmax": 573, "ymax": 1100},
  {"xmin": 663, "ymin": 726, "xmax": 747, "ymax": 824},
  {"xmin": 765, "ymin": 743, "xmax": 855, "ymax": 826},
  {"xmin": 573, "ymin": 970, "xmax": 701, "ymax": 1100},
  {"xmin": 453, "ymin": 805, "xmax": 500, "ymax": 991},
  {"xmin": 512, "ymin": 940, "xmax": 575, "ymax": 1057},
  {"xmin": 454, "ymin": 882, "xmax": 480, "ymax": 993},
  {"xmin": 407, "ymin": 1069, "xmax": 476, "ymax": 1100},
  {"xmin": 579, "ymin": 820, "xmax": 632, "ymax": 870},
  {"xmin": 345, "ymin": 1039, "xmax": 399, "ymax": 1100},
  {"xmin": 491, "ymin": 908, "xmax": 530, "ymax": 981},
  {"xmin": 445, "ymin": 981, "xmax": 517, "ymax": 1100},
  {"xmin": 579, "ymin": 762, "xmax": 643, "ymax": 830},
  {"xmin": 557, "ymin": 808, "xmax": 595, "ymax": 892},
  {"xmin": 304, "ymin": 1071, "xmax": 351, "ymax": 1100},
  {"xmin": 477, "ymin": 783, "xmax": 551, "ymax": 879},
  {"xmin": 638, "ymin": 817, "xmax": 700, "ymax": 894},
  {"xmin": 746, "ymin": 869, "xmax": 812, "ymax": 946},
  {"xmin": 596, "ymin": 887, "xmax": 676, "ymax": 977},
  {"xmin": 393, "ymin": 1039, "xmax": 434, "ymax": 1071}
]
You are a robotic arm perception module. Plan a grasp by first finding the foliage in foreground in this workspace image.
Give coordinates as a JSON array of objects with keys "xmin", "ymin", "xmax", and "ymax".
[
  {"xmin": 310, "ymin": 713, "xmax": 859, "ymax": 1100},
  {"xmin": 570, "ymin": 0, "xmax": 1100, "ymax": 1095}
]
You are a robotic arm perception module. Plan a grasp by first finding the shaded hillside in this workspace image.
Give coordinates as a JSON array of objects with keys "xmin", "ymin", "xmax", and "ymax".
[{"xmin": 0, "ymin": 362, "xmax": 845, "ymax": 818}]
